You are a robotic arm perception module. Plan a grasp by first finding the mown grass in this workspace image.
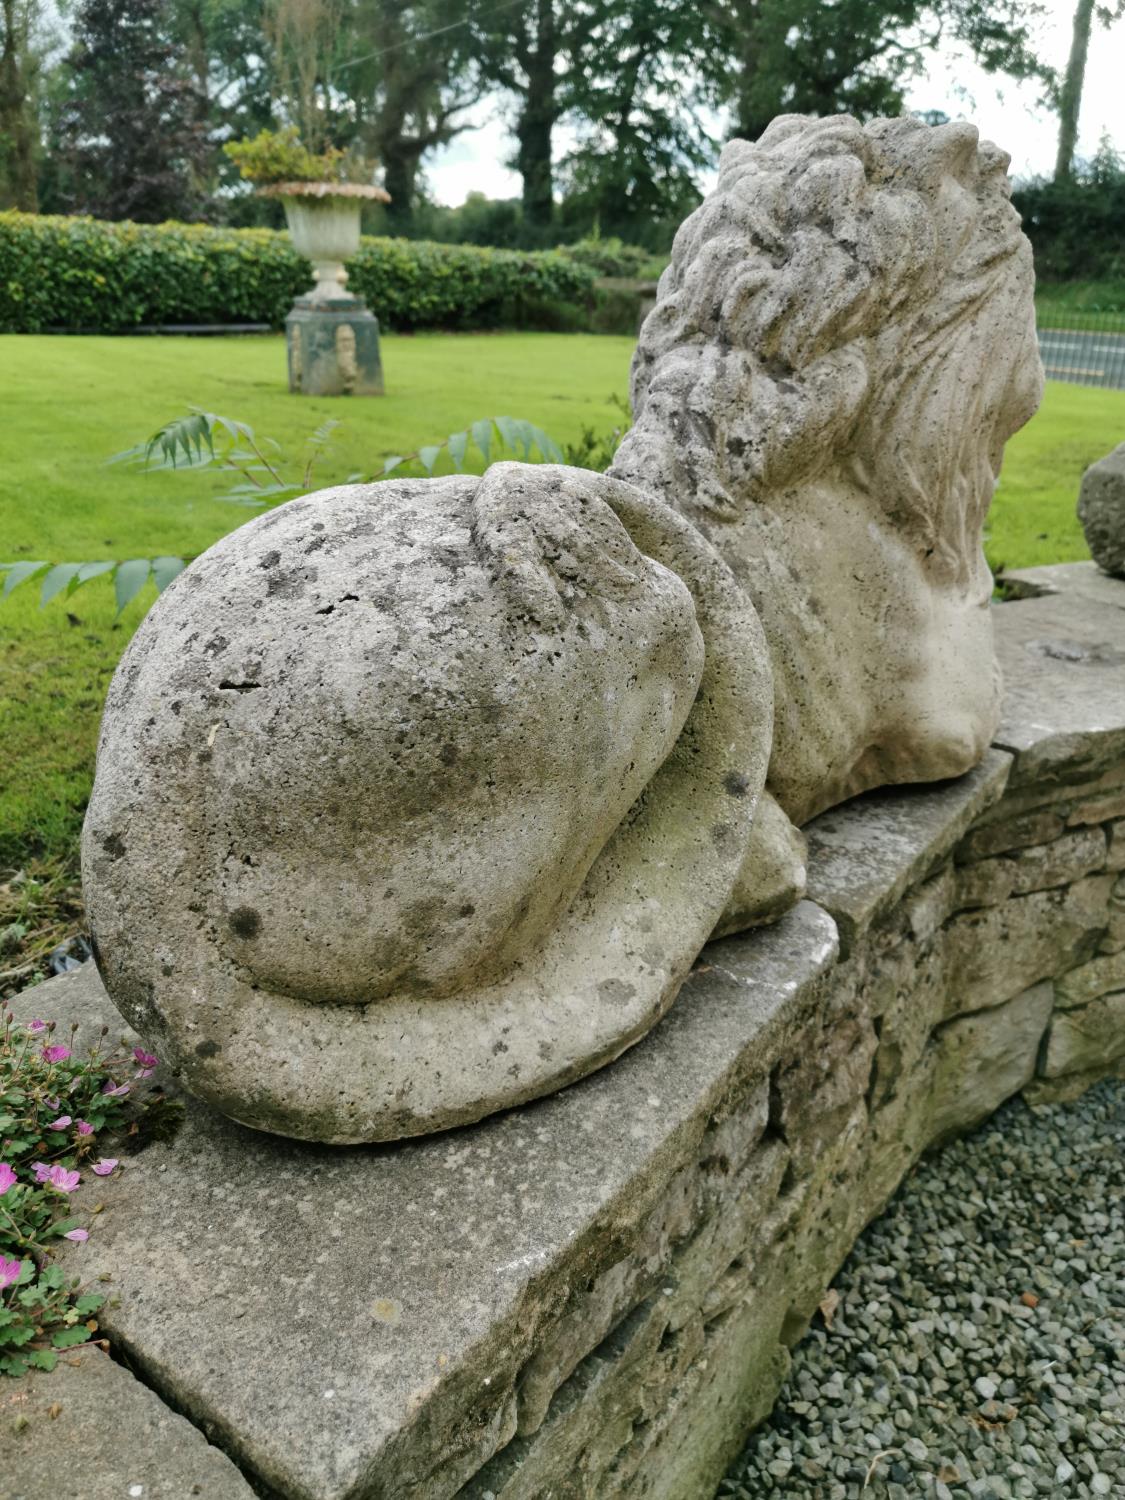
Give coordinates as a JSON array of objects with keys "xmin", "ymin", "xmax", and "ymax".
[
  {"xmin": 0, "ymin": 331, "xmax": 635, "ymax": 871},
  {"xmin": 1, "ymin": 334, "xmax": 1123, "ymax": 884}
]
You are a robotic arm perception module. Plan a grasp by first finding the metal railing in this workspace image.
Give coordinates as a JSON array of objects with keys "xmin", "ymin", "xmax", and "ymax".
[{"xmin": 1036, "ymin": 306, "xmax": 1125, "ymax": 389}]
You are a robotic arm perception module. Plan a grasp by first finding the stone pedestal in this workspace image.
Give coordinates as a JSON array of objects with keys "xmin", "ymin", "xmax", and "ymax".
[{"xmin": 285, "ymin": 297, "xmax": 383, "ymax": 397}]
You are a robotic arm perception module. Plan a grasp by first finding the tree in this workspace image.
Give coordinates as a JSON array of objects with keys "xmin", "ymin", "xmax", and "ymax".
[
  {"xmin": 559, "ymin": 0, "xmax": 711, "ymax": 245},
  {"xmin": 332, "ymin": 0, "xmax": 484, "ymax": 231},
  {"xmin": 706, "ymin": 0, "xmax": 1050, "ymax": 143},
  {"xmin": 0, "ymin": 0, "xmax": 55, "ymax": 210},
  {"xmin": 1053, "ymin": 0, "xmax": 1123, "ymax": 182},
  {"xmin": 57, "ymin": 0, "xmax": 209, "ymax": 221}
]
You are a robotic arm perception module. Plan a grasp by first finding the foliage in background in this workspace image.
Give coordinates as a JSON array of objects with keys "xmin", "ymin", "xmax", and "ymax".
[
  {"xmin": 50, "ymin": 0, "xmax": 209, "ymax": 223},
  {"xmin": 0, "ymin": 1011, "xmax": 156, "ymax": 1376},
  {"xmin": 1, "ymin": 407, "xmax": 566, "ymax": 615},
  {"xmin": 1015, "ymin": 139, "xmax": 1125, "ymax": 290},
  {"xmin": 0, "ymin": 211, "xmax": 596, "ymax": 333}
]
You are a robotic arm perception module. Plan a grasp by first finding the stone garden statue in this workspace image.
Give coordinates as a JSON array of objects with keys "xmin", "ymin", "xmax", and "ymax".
[{"xmin": 83, "ymin": 115, "xmax": 1043, "ymax": 1143}]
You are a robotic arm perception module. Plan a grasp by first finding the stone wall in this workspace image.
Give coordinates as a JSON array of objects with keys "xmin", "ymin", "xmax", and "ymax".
[{"xmin": 7, "ymin": 564, "xmax": 1125, "ymax": 1500}]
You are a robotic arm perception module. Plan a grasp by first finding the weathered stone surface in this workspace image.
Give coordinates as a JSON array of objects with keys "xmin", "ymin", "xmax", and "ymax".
[
  {"xmin": 83, "ymin": 469, "xmax": 774, "ymax": 1143},
  {"xmin": 613, "ymin": 114, "xmax": 1041, "ymax": 832},
  {"xmin": 1055, "ymin": 947, "xmax": 1125, "ymax": 1007},
  {"xmin": 942, "ymin": 875, "xmax": 1114, "ymax": 1018},
  {"xmin": 992, "ymin": 588, "xmax": 1125, "ymax": 786},
  {"xmin": 802, "ymin": 750, "xmax": 1011, "ymax": 953},
  {"xmin": 957, "ymin": 806, "xmax": 1066, "ymax": 860},
  {"xmin": 8, "ymin": 906, "xmax": 838, "ymax": 1500},
  {"xmin": 286, "ymin": 298, "xmax": 384, "ymax": 396},
  {"xmin": 1042, "ymin": 991, "xmax": 1125, "ymax": 1076},
  {"xmin": 1105, "ymin": 819, "xmax": 1125, "ymax": 871},
  {"xmin": 1077, "ymin": 441, "xmax": 1125, "ymax": 577},
  {"xmin": 928, "ymin": 982, "xmax": 1054, "ymax": 1144},
  {"xmin": 954, "ymin": 826, "xmax": 1106, "ymax": 908},
  {"xmin": 999, "ymin": 560, "xmax": 1125, "ymax": 612},
  {"xmin": 15, "ymin": 573, "xmax": 1125, "ymax": 1500},
  {"xmin": 2, "ymin": 1346, "xmax": 256, "ymax": 1500}
]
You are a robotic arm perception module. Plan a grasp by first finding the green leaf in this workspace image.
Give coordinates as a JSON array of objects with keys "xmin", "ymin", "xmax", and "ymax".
[
  {"xmin": 471, "ymin": 419, "xmax": 493, "ymax": 466},
  {"xmin": 152, "ymin": 556, "xmax": 186, "ymax": 594},
  {"xmin": 74, "ymin": 1294, "xmax": 105, "ymax": 1316},
  {"xmin": 51, "ymin": 1325, "xmax": 93, "ymax": 1349},
  {"xmin": 532, "ymin": 425, "xmax": 564, "ymax": 463},
  {"xmin": 39, "ymin": 563, "xmax": 82, "ymax": 607},
  {"xmin": 2, "ymin": 561, "xmax": 48, "ymax": 599},
  {"xmin": 114, "ymin": 559, "xmax": 151, "ymax": 615},
  {"xmin": 447, "ymin": 431, "xmax": 469, "ymax": 472},
  {"xmin": 418, "ymin": 445, "xmax": 442, "ymax": 475},
  {"xmin": 382, "ymin": 456, "xmax": 405, "ymax": 476},
  {"xmin": 75, "ymin": 560, "xmax": 116, "ymax": 585},
  {"xmin": 27, "ymin": 1348, "xmax": 58, "ymax": 1372}
]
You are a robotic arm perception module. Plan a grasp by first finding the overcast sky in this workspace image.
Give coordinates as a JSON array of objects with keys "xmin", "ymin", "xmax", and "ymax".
[{"xmin": 425, "ymin": 0, "xmax": 1125, "ymax": 205}]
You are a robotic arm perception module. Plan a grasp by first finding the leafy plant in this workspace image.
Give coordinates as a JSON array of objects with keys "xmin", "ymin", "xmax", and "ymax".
[
  {"xmin": 0, "ymin": 213, "xmax": 595, "ymax": 335},
  {"xmin": 0, "ymin": 409, "xmax": 566, "ymax": 614},
  {"xmin": 223, "ymin": 126, "xmax": 355, "ymax": 186},
  {"xmin": 1, "ymin": 1011, "xmax": 161, "ymax": 1376}
]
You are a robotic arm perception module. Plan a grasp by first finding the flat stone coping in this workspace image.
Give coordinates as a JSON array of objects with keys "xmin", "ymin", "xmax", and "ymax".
[
  {"xmin": 8, "ymin": 563, "xmax": 1125, "ymax": 1500},
  {"xmin": 3, "ymin": 1345, "xmax": 255, "ymax": 1499}
]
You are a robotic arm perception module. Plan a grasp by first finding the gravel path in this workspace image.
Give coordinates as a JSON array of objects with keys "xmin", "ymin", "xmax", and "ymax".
[{"xmin": 720, "ymin": 1080, "xmax": 1125, "ymax": 1500}]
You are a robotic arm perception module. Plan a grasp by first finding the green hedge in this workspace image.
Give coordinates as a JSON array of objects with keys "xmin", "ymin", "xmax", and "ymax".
[{"xmin": 0, "ymin": 213, "xmax": 596, "ymax": 333}]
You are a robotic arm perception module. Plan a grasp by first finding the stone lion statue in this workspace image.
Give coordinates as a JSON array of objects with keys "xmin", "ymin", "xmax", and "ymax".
[
  {"xmin": 612, "ymin": 113, "xmax": 1043, "ymax": 925},
  {"xmin": 83, "ymin": 115, "xmax": 1041, "ymax": 1142}
]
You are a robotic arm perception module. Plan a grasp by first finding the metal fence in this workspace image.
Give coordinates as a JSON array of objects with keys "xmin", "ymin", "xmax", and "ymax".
[{"xmin": 1036, "ymin": 307, "xmax": 1125, "ymax": 390}]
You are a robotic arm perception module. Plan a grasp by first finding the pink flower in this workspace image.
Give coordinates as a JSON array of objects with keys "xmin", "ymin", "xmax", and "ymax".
[
  {"xmin": 133, "ymin": 1048, "xmax": 158, "ymax": 1069},
  {"xmin": 0, "ymin": 1163, "xmax": 17, "ymax": 1195},
  {"xmin": 92, "ymin": 1158, "xmax": 118, "ymax": 1176},
  {"xmin": 44, "ymin": 1097, "xmax": 60, "ymax": 1110},
  {"xmin": 102, "ymin": 1081, "xmax": 130, "ymax": 1097},
  {"xmin": 26, "ymin": 1019, "xmax": 46, "ymax": 1034},
  {"xmin": 48, "ymin": 1114, "xmax": 72, "ymax": 1130},
  {"xmin": 0, "ymin": 1256, "xmax": 24, "ymax": 1291},
  {"xmin": 45, "ymin": 1165, "xmax": 80, "ymax": 1193},
  {"xmin": 75, "ymin": 1121, "xmax": 94, "ymax": 1136},
  {"xmin": 42, "ymin": 1045, "xmax": 70, "ymax": 1064},
  {"xmin": 63, "ymin": 1228, "xmax": 89, "ymax": 1242},
  {"xmin": 30, "ymin": 1161, "xmax": 50, "ymax": 1183}
]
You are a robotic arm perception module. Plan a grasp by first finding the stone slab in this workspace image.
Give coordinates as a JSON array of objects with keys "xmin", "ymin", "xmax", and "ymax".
[
  {"xmin": 992, "ymin": 587, "xmax": 1125, "ymax": 786},
  {"xmin": 928, "ymin": 982, "xmax": 1054, "ymax": 1144},
  {"xmin": 802, "ymin": 749, "xmax": 1011, "ymax": 954},
  {"xmin": 7, "ymin": 905, "xmax": 838, "ymax": 1500},
  {"xmin": 999, "ymin": 561, "xmax": 1125, "ymax": 613},
  {"xmin": 1042, "ymin": 990, "xmax": 1125, "ymax": 1077},
  {"xmin": 1, "ymin": 1346, "xmax": 256, "ymax": 1500}
]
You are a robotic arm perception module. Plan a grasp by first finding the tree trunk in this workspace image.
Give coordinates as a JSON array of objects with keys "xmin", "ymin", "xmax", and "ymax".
[
  {"xmin": 516, "ymin": 0, "xmax": 556, "ymax": 230},
  {"xmin": 381, "ymin": 142, "xmax": 418, "ymax": 232},
  {"xmin": 0, "ymin": 0, "xmax": 37, "ymax": 210},
  {"xmin": 1054, "ymin": 0, "xmax": 1095, "ymax": 182},
  {"xmin": 731, "ymin": 0, "xmax": 767, "ymax": 141}
]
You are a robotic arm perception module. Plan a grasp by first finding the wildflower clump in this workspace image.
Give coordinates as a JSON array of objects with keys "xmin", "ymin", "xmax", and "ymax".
[{"xmin": 0, "ymin": 1012, "xmax": 157, "ymax": 1375}]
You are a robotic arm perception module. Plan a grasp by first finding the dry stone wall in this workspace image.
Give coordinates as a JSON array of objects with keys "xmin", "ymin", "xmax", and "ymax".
[{"xmin": 7, "ymin": 563, "xmax": 1125, "ymax": 1500}]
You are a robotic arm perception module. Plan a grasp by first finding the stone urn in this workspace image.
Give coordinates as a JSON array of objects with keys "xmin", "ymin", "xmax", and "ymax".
[{"xmin": 266, "ymin": 181, "xmax": 390, "ymax": 396}]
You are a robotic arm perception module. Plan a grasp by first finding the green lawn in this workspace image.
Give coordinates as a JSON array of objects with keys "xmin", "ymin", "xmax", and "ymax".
[
  {"xmin": 0, "ymin": 331, "xmax": 635, "ymax": 867},
  {"xmin": 1, "ymin": 333, "xmax": 1123, "ymax": 874}
]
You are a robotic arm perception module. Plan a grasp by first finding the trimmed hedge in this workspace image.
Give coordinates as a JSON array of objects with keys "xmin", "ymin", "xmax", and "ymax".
[{"xmin": 0, "ymin": 213, "xmax": 596, "ymax": 333}]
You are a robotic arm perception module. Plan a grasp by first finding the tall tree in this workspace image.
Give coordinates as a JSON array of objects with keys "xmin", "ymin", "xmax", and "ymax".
[
  {"xmin": 1053, "ymin": 0, "xmax": 1122, "ymax": 181},
  {"xmin": 476, "ymin": 0, "xmax": 599, "ymax": 234},
  {"xmin": 0, "ymin": 0, "xmax": 49, "ymax": 209},
  {"xmin": 332, "ymin": 0, "xmax": 484, "ymax": 231},
  {"xmin": 57, "ymin": 0, "xmax": 209, "ymax": 221},
  {"xmin": 707, "ymin": 0, "xmax": 1049, "ymax": 143},
  {"xmin": 559, "ymin": 0, "xmax": 711, "ymax": 243}
]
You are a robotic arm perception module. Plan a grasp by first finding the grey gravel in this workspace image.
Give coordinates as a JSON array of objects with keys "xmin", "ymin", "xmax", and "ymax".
[{"xmin": 719, "ymin": 1080, "xmax": 1125, "ymax": 1499}]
